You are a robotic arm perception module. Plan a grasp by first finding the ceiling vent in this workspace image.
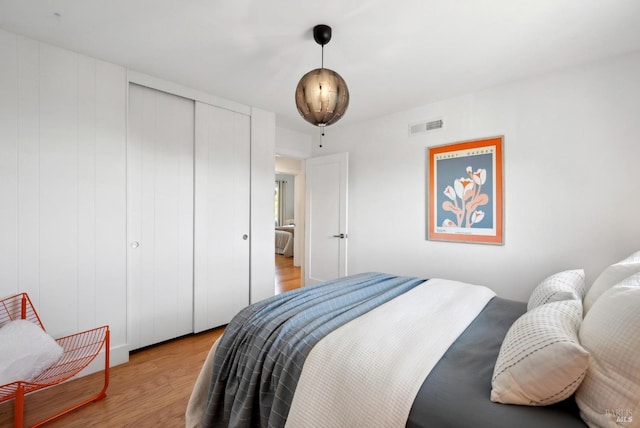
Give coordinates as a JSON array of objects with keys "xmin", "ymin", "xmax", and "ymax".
[{"xmin": 409, "ymin": 118, "xmax": 444, "ymax": 136}]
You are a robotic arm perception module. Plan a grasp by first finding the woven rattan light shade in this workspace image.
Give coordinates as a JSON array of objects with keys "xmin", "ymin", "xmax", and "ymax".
[
  {"xmin": 295, "ymin": 67, "xmax": 349, "ymax": 127},
  {"xmin": 295, "ymin": 24, "xmax": 349, "ymax": 128}
]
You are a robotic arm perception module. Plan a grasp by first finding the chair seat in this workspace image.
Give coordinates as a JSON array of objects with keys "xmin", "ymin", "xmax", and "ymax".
[{"xmin": 0, "ymin": 293, "xmax": 110, "ymax": 428}]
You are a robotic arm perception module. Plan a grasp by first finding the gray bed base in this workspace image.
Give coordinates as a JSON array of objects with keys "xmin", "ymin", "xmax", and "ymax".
[{"xmin": 406, "ymin": 297, "xmax": 587, "ymax": 428}]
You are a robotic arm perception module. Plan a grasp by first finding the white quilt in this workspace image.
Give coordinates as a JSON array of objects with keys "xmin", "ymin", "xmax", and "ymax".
[{"xmin": 285, "ymin": 278, "xmax": 495, "ymax": 428}]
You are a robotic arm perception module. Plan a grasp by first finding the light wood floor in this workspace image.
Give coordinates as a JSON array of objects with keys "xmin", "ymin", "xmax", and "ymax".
[
  {"xmin": 0, "ymin": 256, "xmax": 301, "ymax": 428},
  {"xmin": 274, "ymin": 254, "xmax": 302, "ymax": 294}
]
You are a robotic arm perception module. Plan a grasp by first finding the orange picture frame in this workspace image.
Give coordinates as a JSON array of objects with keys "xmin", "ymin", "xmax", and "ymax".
[{"xmin": 427, "ymin": 136, "xmax": 504, "ymax": 244}]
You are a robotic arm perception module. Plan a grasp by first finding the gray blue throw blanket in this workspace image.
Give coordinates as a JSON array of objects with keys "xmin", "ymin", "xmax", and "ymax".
[{"xmin": 201, "ymin": 272, "xmax": 426, "ymax": 428}]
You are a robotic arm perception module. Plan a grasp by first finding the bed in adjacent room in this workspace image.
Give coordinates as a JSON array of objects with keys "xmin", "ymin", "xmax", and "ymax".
[
  {"xmin": 186, "ymin": 251, "xmax": 640, "ymax": 428},
  {"xmin": 275, "ymin": 229, "xmax": 293, "ymax": 258}
]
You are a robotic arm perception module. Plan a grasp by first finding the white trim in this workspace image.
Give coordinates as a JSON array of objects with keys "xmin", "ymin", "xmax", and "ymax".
[
  {"xmin": 275, "ymin": 147, "xmax": 311, "ymax": 160},
  {"xmin": 127, "ymin": 70, "xmax": 250, "ymax": 115}
]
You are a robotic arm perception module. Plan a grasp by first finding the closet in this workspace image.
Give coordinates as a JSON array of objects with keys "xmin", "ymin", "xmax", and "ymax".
[
  {"xmin": 193, "ymin": 102, "xmax": 250, "ymax": 333},
  {"xmin": 127, "ymin": 84, "xmax": 250, "ymax": 349}
]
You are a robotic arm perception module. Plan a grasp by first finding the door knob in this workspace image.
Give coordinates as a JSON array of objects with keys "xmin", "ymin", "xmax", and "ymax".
[
  {"xmin": 242, "ymin": 234, "xmax": 248, "ymax": 240},
  {"xmin": 332, "ymin": 233, "xmax": 346, "ymax": 239},
  {"xmin": 130, "ymin": 241, "xmax": 140, "ymax": 249}
]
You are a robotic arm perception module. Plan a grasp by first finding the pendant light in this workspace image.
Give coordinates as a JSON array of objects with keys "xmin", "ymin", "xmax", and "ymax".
[{"xmin": 295, "ymin": 25, "xmax": 350, "ymax": 129}]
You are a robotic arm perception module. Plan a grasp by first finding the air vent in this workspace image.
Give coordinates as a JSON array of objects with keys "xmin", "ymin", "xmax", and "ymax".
[{"xmin": 409, "ymin": 118, "xmax": 444, "ymax": 136}]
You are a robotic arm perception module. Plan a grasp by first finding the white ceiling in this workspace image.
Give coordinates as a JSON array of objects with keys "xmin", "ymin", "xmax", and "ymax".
[{"xmin": 1, "ymin": 0, "xmax": 639, "ymax": 133}]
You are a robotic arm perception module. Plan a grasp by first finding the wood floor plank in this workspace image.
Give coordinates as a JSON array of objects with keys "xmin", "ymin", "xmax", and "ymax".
[{"xmin": 274, "ymin": 254, "xmax": 302, "ymax": 294}]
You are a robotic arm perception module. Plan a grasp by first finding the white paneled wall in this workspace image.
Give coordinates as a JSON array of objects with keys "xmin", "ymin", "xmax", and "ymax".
[
  {"xmin": 0, "ymin": 28, "xmax": 276, "ymax": 369},
  {"xmin": 0, "ymin": 30, "xmax": 128, "ymax": 364},
  {"xmin": 0, "ymin": 31, "xmax": 20, "ymax": 296}
]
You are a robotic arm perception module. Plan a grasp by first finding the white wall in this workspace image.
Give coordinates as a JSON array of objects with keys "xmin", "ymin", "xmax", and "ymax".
[
  {"xmin": 315, "ymin": 51, "xmax": 640, "ymax": 301},
  {"xmin": 0, "ymin": 30, "xmax": 128, "ymax": 365},
  {"xmin": 276, "ymin": 126, "xmax": 313, "ymax": 159}
]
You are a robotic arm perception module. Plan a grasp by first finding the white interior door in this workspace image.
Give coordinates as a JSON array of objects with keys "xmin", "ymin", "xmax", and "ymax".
[
  {"xmin": 127, "ymin": 84, "xmax": 194, "ymax": 350},
  {"xmin": 304, "ymin": 152, "xmax": 348, "ymax": 285},
  {"xmin": 193, "ymin": 101, "xmax": 250, "ymax": 332}
]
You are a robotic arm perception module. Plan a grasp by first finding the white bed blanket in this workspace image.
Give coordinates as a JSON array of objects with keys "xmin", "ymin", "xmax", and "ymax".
[
  {"xmin": 186, "ymin": 340, "xmax": 219, "ymax": 427},
  {"xmin": 285, "ymin": 278, "xmax": 495, "ymax": 428}
]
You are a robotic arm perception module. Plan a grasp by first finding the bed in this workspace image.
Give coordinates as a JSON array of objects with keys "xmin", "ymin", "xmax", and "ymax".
[
  {"xmin": 187, "ymin": 252, "xmax": 640, "ymax": 428},
  {"xmin": 275, "ymin": 229, "xmax": 293, "ymax": 258}
]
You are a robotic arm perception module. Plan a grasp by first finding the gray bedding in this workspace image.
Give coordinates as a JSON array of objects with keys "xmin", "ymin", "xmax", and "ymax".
[{"xmin": 407, "ymin": 296, "xmax": 587, "ymax": 428}]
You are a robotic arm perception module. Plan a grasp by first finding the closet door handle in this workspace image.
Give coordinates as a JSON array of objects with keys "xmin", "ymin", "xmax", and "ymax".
[
  {"xmin": 242, "ymin": 234, "xmax": 248, "ymax": 240},
  {"xmin": 332, "ymin": 233, "xmax": 346, "ymax": 239}
]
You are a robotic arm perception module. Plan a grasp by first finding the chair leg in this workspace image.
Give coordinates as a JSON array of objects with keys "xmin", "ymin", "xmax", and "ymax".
[
  {"xmin": 30, "ymin": 329, "xmax": 110, "ymax": 427},
  {"xmin": 96, "ymin": 329, "xmax": 110, "ymax": 401},
  {"xmin": 14, "ymin": 384, "xmax": 25, "ymax": 428}
]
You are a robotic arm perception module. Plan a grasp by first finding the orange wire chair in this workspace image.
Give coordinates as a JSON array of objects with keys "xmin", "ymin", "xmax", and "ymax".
[{"xmin": 0, "ymin": 293, "xmax": 110, "ymax": 428}]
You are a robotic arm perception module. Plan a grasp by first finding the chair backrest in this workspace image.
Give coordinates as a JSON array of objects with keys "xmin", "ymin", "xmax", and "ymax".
[{"xmin": 0, "ymin": 293, "xmax": 45, "ymax": 330}]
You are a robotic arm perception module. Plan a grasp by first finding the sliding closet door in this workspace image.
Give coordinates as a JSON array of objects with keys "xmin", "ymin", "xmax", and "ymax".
[
  {"xmin": 194, "ymin": 102, "xmax": 250, "ymax": 333},
  {"xmin": 127, "ymin": 84, "xmax": 194, "ymax": 350}
]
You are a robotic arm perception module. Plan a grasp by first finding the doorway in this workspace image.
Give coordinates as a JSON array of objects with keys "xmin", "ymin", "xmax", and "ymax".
[{"xmin": 275, "ymin": 156, "xmax": 304, "ymax": 294}]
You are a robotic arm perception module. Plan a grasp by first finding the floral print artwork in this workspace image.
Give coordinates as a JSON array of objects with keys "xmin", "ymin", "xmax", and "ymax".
[
  {"xmin": 428, "ymin": 136, "xmax": 503, "ymax": 244},
  {"xmin": 441, "ymin": 166, "xmax": 489, "ymax": 228}
]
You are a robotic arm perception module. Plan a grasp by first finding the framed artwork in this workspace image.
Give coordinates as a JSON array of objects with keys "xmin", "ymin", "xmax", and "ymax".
[{"xmin": 427, "ymin": 136, "xmax": 503, "ymax": 244}]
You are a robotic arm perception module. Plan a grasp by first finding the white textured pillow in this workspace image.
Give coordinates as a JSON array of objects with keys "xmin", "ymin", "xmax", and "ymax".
[
  {"xmin": 527, "ymin": 269, "xmax": 585, "ymax": 311},
  {"xmin": 576, "ymin": 272, "xmax": 640, "ymax": 428},
  {"xmin": 491, "ymin": 300, "xmax": 589, "ymax": 406},
  {"xmin": 584, "ymin": 250, "xmax": 640, "ymax": 314},
  {"xmin": 0, "ymin": 320, "xmax": 64, "ymax": 386}
]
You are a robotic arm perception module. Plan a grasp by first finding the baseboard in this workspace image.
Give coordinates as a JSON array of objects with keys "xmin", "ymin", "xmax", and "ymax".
[{"xmin": 76, "ymin": 343, "xmax": 129, "ymax": 378}]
